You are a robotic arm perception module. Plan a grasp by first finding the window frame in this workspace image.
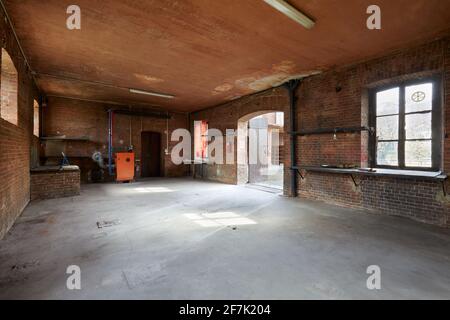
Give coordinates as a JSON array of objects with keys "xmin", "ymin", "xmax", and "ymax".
[
  {"xmin": 0, "ymin": 48, "xmax": 19, "ymax": 126},
  {"xmin": 194, "ymin": 120, "xmax": 208, "ymax": 161},
  {"xmin": 33, "ymin": 99, "xmax": 40, "ymax": 137},
  {"xmin": 368, "ymin": 76, "xmax": 442, "ymax": 171}
]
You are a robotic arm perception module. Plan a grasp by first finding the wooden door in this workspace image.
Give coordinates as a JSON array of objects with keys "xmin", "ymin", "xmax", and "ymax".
[{"xmin": 141, "ymin": 131, "xmax": 161, "ymax": 177}]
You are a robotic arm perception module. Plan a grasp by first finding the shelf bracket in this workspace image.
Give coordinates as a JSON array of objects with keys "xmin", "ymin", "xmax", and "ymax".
[
  {"xmin": 292, "ymin": 168, "xmax": 305, "ymax": 180},
  {"xmin": 441, "ymin": 179, "xmax": 448, "ymax": 197},
  {"xmin": 349, "ymin": 174, "xmax": 361, "ymax": 187}
]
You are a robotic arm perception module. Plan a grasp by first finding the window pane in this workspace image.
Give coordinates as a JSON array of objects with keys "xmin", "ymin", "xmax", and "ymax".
[
  {"xmin": 405, "ymin": 140, "xmax": 432, "ymax": 167},
  {"xmin": 194, "ymin": 121, "xmax": 209, "ymax": 160},
  {"xmin": 376, "ymin": 115, "xmax": 398, "ymax": 140},
  {"xmin": 275, "ymin": 112, "xmax": 284, "ymax": 126},
  {"xmin": 194, "ymin": 121, "xmax": 202, "ymax": 159},
  {"xmin": 377, "ymin": 141, "xmax": 398, "ymax": 166},
  {"xmin": 405, "ymin": 83, "xmax": 432, "ymax": 113},
  {"xmin": 33, "ymin": 100, "xmax": 39, "ymax": 137},
  {"xmin": 201, "ymin": 121, "xmax": 208, "ymax": 159},
  {"xmin": 376, "ymin": 87, "xmax": 399, "ymax": 116},
  {"xmin": 405, "ymin": 113, "xmax": 431, "ymax": 139},
  {"xmin": 1, "ymin": 48, "xmax": 18, "ymax": 125}
]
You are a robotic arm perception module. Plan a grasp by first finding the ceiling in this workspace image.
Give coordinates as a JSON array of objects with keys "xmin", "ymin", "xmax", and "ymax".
[{"xmin": 4, "ymin": 0, "xmax": 450, "ymax": 112}]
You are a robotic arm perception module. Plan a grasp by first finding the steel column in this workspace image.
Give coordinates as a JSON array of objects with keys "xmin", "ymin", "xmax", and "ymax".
[{"xmin": 284, "ymin": 79, "xmax": 300, "ymax": 197}]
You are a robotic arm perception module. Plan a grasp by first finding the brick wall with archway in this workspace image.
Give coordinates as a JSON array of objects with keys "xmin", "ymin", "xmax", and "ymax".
[{"xmin": 191, "ymin": 87, "xmax": 293, "ymax": 195}]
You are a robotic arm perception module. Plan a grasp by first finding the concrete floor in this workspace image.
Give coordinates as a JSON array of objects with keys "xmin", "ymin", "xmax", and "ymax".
[
  {"xmin": 0, "ymin": 178, "xmax": 449, "ymax": 299},
  {"xmin": 251, "ymin": 164, "xmax": 284, "ymax": 190}
]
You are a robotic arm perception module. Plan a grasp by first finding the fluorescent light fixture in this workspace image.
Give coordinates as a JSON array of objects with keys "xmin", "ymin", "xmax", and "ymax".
[
  {"xmin": 263, "ymin": 0, "xmax": 315, "ymax": 29},
  {"xmin": 129, "ymin": 88, "xmax": 175, "ymax": 99}
]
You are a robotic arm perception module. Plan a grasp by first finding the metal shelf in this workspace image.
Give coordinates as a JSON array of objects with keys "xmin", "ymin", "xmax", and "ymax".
[
  {"xmin": 40, "ymin": 136, "xmax": 90, "ymax": 141},
  {"xmin": 290, "ymin": 126, "xmax": 373, "ymax": 136}
]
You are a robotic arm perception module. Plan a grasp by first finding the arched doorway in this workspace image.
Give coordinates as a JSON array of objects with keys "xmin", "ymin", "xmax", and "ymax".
[{"xmin": 237, "ymin": 111, "xmax": 285, "ymax": 189}]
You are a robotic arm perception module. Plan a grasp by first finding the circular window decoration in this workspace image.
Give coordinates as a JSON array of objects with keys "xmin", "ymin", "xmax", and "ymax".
[{"xmin": 411, "ymin": 91, "xmax": 425, "ymax": 102}]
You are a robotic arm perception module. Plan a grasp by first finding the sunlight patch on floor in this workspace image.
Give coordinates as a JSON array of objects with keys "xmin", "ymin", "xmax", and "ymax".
[
  {"xmin": 183, "ymin": 211, "xmax": 257, "ymax": 227},
  {"xmin": 134, "ymin": 187, "xmax": 174, "ymax": 193}
]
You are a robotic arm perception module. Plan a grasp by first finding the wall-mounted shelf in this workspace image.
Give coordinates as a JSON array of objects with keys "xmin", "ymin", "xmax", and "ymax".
[
  {"xmin": 290, "ymin": 126, "xmax": 373, "ymax": 136},
  {"xmin": 293, "ymin": 165, "xmax": 446, "ymax": 180},
  {"xmin": 292, "ymin": 165, "xmax": 448, "ymax": 193},
  {"xmin": 31, "ymin": 165, "xmax": 80, "ymax": 173},
  {"xmin": 40, "ymin": 136, "xmax": 90, "ymax": 141},
  {"xmin": 44, "ymin": 155, "xmax": 93, "ymax": 158},
  {"xmin": 111, "ymin": 109, "xmax": 170, "ymax": 119}
]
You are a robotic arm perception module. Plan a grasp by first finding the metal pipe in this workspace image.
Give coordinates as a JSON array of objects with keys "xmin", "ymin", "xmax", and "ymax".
[
  {"xmin": 292, "ymin": 126, "xmax": 373, "ymax": 136},
  {"xmin": 46, "ymin": 94, "xmax": 176, "ymax": 113},
  {"xmin": 108, "ymin": 109, "xmax": 114, "ymax": 176},
  {"xmin": 38, "ymin": 72, "xmax": 174, "ymax": 100},
  {"xmin": 284, "ymin": 79, "xmax": 300, "ymax": 197},
  {"xmin": 0, "ymin": 0, "xmax": 40, "ymax": 90},
  {"xmin": 112, "ymin": 109, "xmax": 170, "ymax": 119},
  {"xmin": 0, "ymin": 1, "xmax": 30, "ymax": 71},
  {"xmin": 166, "ymin": 111, "xmax": 169, "ymax": 155}
]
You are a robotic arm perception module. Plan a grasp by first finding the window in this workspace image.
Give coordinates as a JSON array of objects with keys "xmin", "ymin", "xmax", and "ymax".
[
  {"xmin": 194, "ymin": 120, "xmax": 208, "ymax": 161},
  {"xmin": 369, "ymin": 77, "xmax": 442, "ymax": 170},
  {"xmin": 275, "ymin": 112, "xmax": 284, "ymax": 126},
  {"xmin": 33, "ymin": 99, "xmax": 39, "ymax": 137},
  {"xmin": 0, "ymin": 48, "xmax": 18, "ymax": 125}
]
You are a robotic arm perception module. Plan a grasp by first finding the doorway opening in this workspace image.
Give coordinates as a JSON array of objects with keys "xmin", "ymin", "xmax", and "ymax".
[
  {"xmin": 141, "ymin": 131, "xmax": 162, "ymax": 177},
  {"xmin": 237, "ymin": 111, "xmax": 284, "ymax": 189}
]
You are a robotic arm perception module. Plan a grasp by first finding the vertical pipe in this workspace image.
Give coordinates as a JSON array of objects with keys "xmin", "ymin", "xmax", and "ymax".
[
  {"xmin": 284, "ymin": 79, "xmax": 300, "ymax": 197},
  {"xmin": 39, "ymin": 95, "xmax": 45, "ymax": 138},
  {"xmin": 112, "ymin": 111, "xmax": 115, "ymax": 173},
  {"xmin": 166, "ymin": 112, "xmax": 169, "ymax": 154},
  {"xmin": 108, "ymin": 109, "xmax": 113, "ymax": 176},
  {"xmin": 187, "ymin": 112, "xmax": 191, "ymax": 176},
  {"xmin": 129, "ymin": 114, "xmax": 132, "ymax": 149}
]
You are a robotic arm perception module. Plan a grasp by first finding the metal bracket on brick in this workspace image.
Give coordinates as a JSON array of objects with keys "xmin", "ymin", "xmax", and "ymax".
[
  {"xmin": 349, "ymin": 174, "xmax": 361, "ymax": 187},
  {"xmin": 293, "ymin": 168, "xmax": 305, "ymax": 180},
  {"xmin": 441, "ymin": 180, "xmax": 449, "ymax": 197}
]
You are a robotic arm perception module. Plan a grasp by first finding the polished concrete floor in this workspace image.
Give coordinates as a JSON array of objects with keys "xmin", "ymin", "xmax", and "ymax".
[{"xmin": 0, "ymin": 178, "xmax": 449, "ymax": 299}]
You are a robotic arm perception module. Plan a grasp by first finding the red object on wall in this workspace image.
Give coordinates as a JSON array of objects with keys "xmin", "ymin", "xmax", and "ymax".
[
  {"xmin": 194, "ymin": 120, "xmax": 208, "ymax": 160},
  {"xmin": 115, "ymin": 152, "xmax": 135, "ymax": 182}
]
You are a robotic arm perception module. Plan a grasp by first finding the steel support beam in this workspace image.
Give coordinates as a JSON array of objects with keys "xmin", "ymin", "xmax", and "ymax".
[{"xmin": 283, "ymin": 79, "xmax": 301, "ymax": 197}]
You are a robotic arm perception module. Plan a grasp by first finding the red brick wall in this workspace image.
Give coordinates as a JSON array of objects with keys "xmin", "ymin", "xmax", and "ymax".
[
  {"xmin": 360, "ymin": 177, "xmax": 448, "ymax": 226},
  {"xmin": 297, "ymin": 38, "xmax": 448, "ymax": 169},
  {"xmin": 193, "ymin": 37, "xmax": 450, "ymax": 226},
  {"xmin": 0, "ymin": 49, "xmax": 18, "ymax": 125},
  {"xmin": 192, "ymin": 87, "xmax": 291, "ymax": 192},
  {"xmin": 0, "ymin": 11, "xmax": 40, "ymax": 239},
  {"xmin": 31, "ymin": 169, "xmax": 80, "ymax": 200},
  {"xmin": 445, "ymin": 38, "xmax": 450, "ymax": 173},
  {"xmin": 298, "ymin": 173, "xmax": 449, "ymax": 227},
  {"xmin": 43, "ymin": 97, "xmax": 189, "ymax": 182},
  {"xmin": 296, "ymin": 37, "xmax": 450, "ymax": 227}
]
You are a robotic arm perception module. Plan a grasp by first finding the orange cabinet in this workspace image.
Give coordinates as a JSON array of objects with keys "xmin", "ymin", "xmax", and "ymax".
[{"xmin": 115, "ymin": 152, "xmax": 135, "ymax": 182}]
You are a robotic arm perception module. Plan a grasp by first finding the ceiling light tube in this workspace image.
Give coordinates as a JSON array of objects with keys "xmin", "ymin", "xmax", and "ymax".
[
  {"xmin": 129, "ymin": 88, "xmax": 175, "ymax": 99},
  {"xmin": 263, "ymin": 0, "xmax": 315, "ymax": 29}
]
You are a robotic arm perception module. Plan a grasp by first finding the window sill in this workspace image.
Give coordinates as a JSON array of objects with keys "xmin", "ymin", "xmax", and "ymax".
[
  {"xmin": 31, "ymin": 165, "xmax": 80, "ymax": 173},
  {"xmin": 293, "ymin": 166, "xmax": 447, "ymax": 181},
  {"xmin": 184, "ymin": 159, "xmax": 209, "ymax": 164}
]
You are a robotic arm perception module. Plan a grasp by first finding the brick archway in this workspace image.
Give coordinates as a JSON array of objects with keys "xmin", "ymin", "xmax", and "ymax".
[
  {"xmin": 192, "ymin": 87, "xmax": 291, "ymax": 192},
  {"xmin": 237, "ymin": 110, "xmax": 286, "ymax": 189}
]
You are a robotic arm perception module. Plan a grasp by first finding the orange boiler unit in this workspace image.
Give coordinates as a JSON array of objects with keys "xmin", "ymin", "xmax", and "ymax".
[{"xmin": 115, "ymin": 152, "xmax": 135, "ymax": 182}]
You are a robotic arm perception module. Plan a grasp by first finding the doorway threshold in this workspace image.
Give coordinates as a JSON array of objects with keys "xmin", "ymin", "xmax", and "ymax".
[{"xmin": 245, "ymin": 183, "xmax": 283, "ymax": 195}]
